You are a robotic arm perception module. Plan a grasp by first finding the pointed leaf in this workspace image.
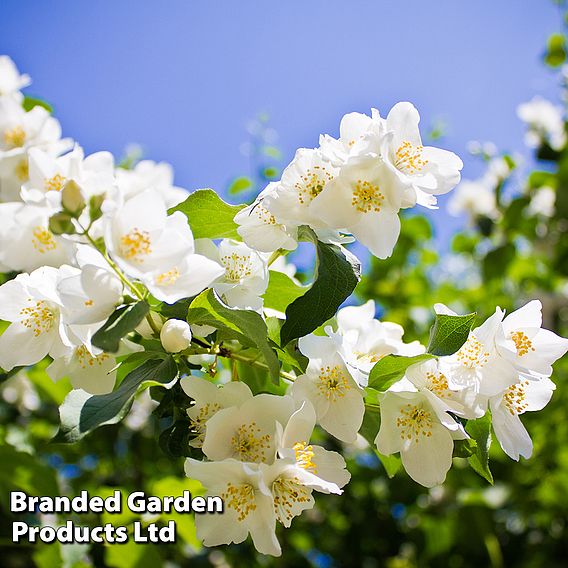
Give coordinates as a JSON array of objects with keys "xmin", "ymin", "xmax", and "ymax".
[
  {"xmin": 466, "ymin": 413, "xmax": 493, "ymax": 484},
  {"xmin": 92, "ymin": 301, "xmax": 149, "ymax": 353},
  {"xmin": 427, "ymin": 312, "xmax": 476, "ymax": 356},
  {"xmin": 368, "ymin": 354, "xmax": 433, "ymax": 391}
]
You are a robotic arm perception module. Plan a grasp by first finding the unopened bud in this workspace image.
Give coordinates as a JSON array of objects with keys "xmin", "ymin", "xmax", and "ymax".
[
  {"xmin": 61, "ymin": 180, "xmax": 86, "ymax": 216},
  {"xmin": 160, "ymin": 319, "xmax": 192, "ymax": 353}
]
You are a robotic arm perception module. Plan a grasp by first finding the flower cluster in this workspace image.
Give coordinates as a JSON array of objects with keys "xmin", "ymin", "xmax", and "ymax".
[{"xmin": 0, "ymin": 56, "xmax": 567, "ymax": 558}]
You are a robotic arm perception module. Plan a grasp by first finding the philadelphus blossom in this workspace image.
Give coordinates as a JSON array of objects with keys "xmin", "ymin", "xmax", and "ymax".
[
  {"xmin": 447, "ymin": 179, "xmax": 498, "ymax": 220},
  {"xmin": 517, "ymin": 96, "xmax": 566, "ymax": 151},
  {"xmin": 289, "ymin": 334, "xmax": 365, "ymax": 442},
  {"xmin": 104, "ymin": 189, "xmax": 224, "ymax": 303},
  {"xmin": 198, "ymin": 238, "xmax": 269, "ymax": 311},
  {"xmin": 180, "ymin": 376, "xmax": 253, "ymax": 448},
  {"xmin": 235, "ymin": 102, "xmax": 462, "ymax": 257},
  {"xmin": 328, "ymin": 300, "xmax": 425, "ymax": 386},
  {"xmin": 184, "ymin": 387, "xmax": 349, "ymax": 556}
]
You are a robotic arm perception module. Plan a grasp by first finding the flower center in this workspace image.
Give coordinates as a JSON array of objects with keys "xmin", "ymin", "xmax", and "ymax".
[
  {"xmin": 295, "ymin": 165, "xmax": 334, "ymax": 205},
  {"xmin": 155, "ymin": 267, "xmax": 181, "ymax": 286},
  {"xmin": 75, "ymin": 346, "xmax": 110, "ymax": 369},
  {"xmin": 4, "ymin": 125, "xmax": 26, "ymax": 148},
  {"xmin": 456, "ymin": 335, "xmax": 490, "ymax": 369},
  {"xmin": 44, "ymin": 173, "xmax": 67, "ymax": 193},
  {"xmin": 395, "ymin": 141, "xmax": 428, "ymax": 175},
  {"xmin": 396, "ymin": 403, "xmax": 433, "ymax": 442},
  {"xmin": 272, "ymin": 477, "xmax": 311, "ymax": 525},
  {"xmin": 503, "ymin": 380, "xmax": 529, "ymax": 415},
  {"xmin": 351, "ymin": 179, "xmax": 384, "ymax": 213},
  {"xmin": 221, "ymin": 483, "xmax": 256, "ymax": 522},
  {"xmin": 252, "ymin": 203, "xmax": 277, "ymax": 226},
  {"xmin": 510, "ymin": 331, "xmax": 535, "ymax": 357},
  {"xmin": 120, "ymin": 228, "xmax": 152, "ymax": 262},
  {"xmin": 293, "ymin": 441, "xmax": 317, "ymax": 473},
  {"xmin": 32, "ymin": 226, "xmax": 57, "ymax": 253},
  {"xmin": 425, "ymin": 371, "xmax": 450, "ymax": 398},
  {"xmin": 230, "ymin": 422, "xmax": 272, "ymax": 463},
  {"xmin": 317, "ymin": 365, "xmax": 351, "ymax": 401},
  {"xmin": 15, "ymin": 158, "xmax": 29, "ymax": 181},
  {"xmin": 189, "ymin": 402, "xmax": 221, "ymax": 446},
  {"xmin": 221, "ymin": 252, "xmax": 253, "ymax": 282},
  {"xmin": 19, "ymin": 300, "xmax": 56, "ymax": 337}
]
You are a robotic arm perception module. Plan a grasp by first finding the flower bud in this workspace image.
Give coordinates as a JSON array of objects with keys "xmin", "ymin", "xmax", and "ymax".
[
  {"xmin": 61, "ymin": 180, "xmax": 86, "ymax": 217},
  {"xmin": 160, "ymin": 319, "xmax": 192, "ymax": 353}
]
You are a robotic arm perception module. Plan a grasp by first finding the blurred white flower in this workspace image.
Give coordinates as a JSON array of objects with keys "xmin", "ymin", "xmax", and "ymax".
[{"xmin": 517, "ymin": 96, "xmax": 566, "ymax": 151}]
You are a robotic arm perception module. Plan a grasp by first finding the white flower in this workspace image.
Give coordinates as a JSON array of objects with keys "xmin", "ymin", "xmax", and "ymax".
[
  {"xmin": 0, "ymin": 96, "xmax": 71, "ymax": 202},
  {"xmin": 0, "ymin": 202, "xmax": 74, "ymax": 272},
  {"xmin": 185, "ymin": 457, "xmax": 341, "ymax": 556},
  {"xmin": 180, "ymin": 375, "xmax": 253, "ymax": 448},
  {"xmin": 318, "ymin": 108, "xmax": 384, "ymax": 164},
  {"xmin": 46, "ymin": 343, "xmax": 121, "ymax": 395},
  {"xmin": 199, "ymin": 238, "xmax": 268, "ymax": 311},
  {"xmin": 234, "ymin": 182, "xmax": 298, "ymax": 253},
  {"xmin": 201, "ymin": 394, "xmax": 296, "ymax": 463},
  {"xmin": 441, "ymin": 307, "xmax": 518, "ymax": 399},
  {"xmin": 277, "ymin": 401, "xmax": 351, "ymax": 488},
  {"xmin": 490, "ymin": 376, "xmax": 555, "ymax": 460},
  {"xmin": 262, "ymin": 148, "xmax": 339, "ymax": 229},
  {"xmin": 447, "ymin": 179, "xmax": 498, "ymax": 220},
  {"xmin": 290, "ymin": 334, "xmax": 364, "ymax": 442},
  {"xmin": 0, "ymin": 56, "xmax": 30, "ymax": 100},
  {"xmin": 495, "ymin": 300, "xmax": 568, "ymax": 380},
  {"xmin": 115, "ymin": 159, "xmax": 188, "ymax": 208},
  {"xmin": 0, "ymin": 267, "xmax": 69, "ymax": 370},
  {"xmin": 21, "ymin": 146, "xmax": 115, "ymax": 208},
  {"xmin": 104, "ymin": 189, "xmax": 224, "ymax": 303},
  {"xmin": 329, "ymin": 300, "xmax": 425, "ymax": 386},
  {"xmin": 185, "ymin": 458, "xmax": 279, "ymax": 555},
  {"xmin": 517, "ymin": 96, "xmax": 566, "ymax": 151},
  {"xmin": 381, "ymin": 102, "xmax": 463, "ymax": 208},
  {"xmin": 160, "ymin": 319, "xmax": 192, "ymax": 353},
  {"xmin": 310, "ymin": 154, "xmax": 403, "ymax": 258},
  {"xmin": 57, "ymin": 246, "xmax": 123, "ymax": 326},
  {"xmin": 375, "ymin": 389, "xmax": 467, "ymax": 487}
]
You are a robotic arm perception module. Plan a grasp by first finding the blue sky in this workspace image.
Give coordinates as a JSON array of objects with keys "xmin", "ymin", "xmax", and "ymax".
[{"xmin": 0, "ymin": 0, "xmax": 563, "ymax": 255}]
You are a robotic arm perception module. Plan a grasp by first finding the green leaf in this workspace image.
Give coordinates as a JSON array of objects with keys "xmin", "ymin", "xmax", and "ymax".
[
  {"xmin": 482, "ymin": 243, "xmax": 516, "ymax": 282},
  {"xmin": 0, "ymin": 444, "xmax": 59, "ymax": 505},
  {"xmin": 22, "ymin": 95, "xmax": 54, "ymax": 114},
  {"xmin": 168, "ymin": 189, "xmax": 245, "ymax": 239},
  {"xmin": 427, "ymin": 311, "xmax": 476, "ymax": 356},
  {"xmin": 187, "ymin": 289, "xmax": 280, "ymax": 383},
  {"xmin": 280, "ymin": 227, "xmax": 361, "ymax": 345},
  {"xmin": 368, "ymin": 354, "xmax": 434, "ymax": 391},
  {"xmin": 234, "ymin": 360, "xmax": 287, "ymax": 395},
  {"xmin": 466, "ymin": 413, "xmax": 493, "ymax": 484},
  {"xmin": 263, "ymin": 270, "xmax": 307, "ymax": 313},
  {"xmin": 53, "ymin": 357, "xmax": 178, "ymax": 443},
  {"xmin": 359, "ymin": 405, "xmax": 401, "ymax": 478},
  {"xmin": 92, "ymin": 301, "xmax": 150, "ymax": 353},
  {"xmin": 228, "ymin": 176, "xmax": 253, "ymax": 195}
]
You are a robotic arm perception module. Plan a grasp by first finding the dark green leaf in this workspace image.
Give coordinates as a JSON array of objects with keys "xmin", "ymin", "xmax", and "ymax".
[
  {"xmin": 53, "ymin": 357, "xmax": 178, "ymax": 443},
  {"xmin": 280, "ymin": 227, "xmax": 360, "ymax": 345},
  {"xmin": 368, "ymin": 354, "xmax": 434, "ymax": 391},
  {"xmin": 92, "ymin": 302, "xmax": 150, "ymax": 353},
  {"xmin": 359, "ymin": 405, "xmax": 401, "ymax": 478},
  {"xmin": 187, "ymin": 289, "xmax": 280, "ymax": 383},
  {"xmin": 482, "ymin": 243, "xmax": 516, "ymax": 282},
  {"xmin": 427, "ymin": 312, "xmax": 476, "ymax": 356},
  {"xmin": 168, "ymin": 189, "xmax": 245, "ymax": 239},
  {"xmin": 466, "ymin": 413, "xmax": 493, "ymax": 484}
]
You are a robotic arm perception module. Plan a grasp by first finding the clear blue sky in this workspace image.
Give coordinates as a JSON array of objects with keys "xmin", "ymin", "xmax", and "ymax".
[{"xmin": 0, "ymin": 0, "xmax": 563, "ymax": 252}]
